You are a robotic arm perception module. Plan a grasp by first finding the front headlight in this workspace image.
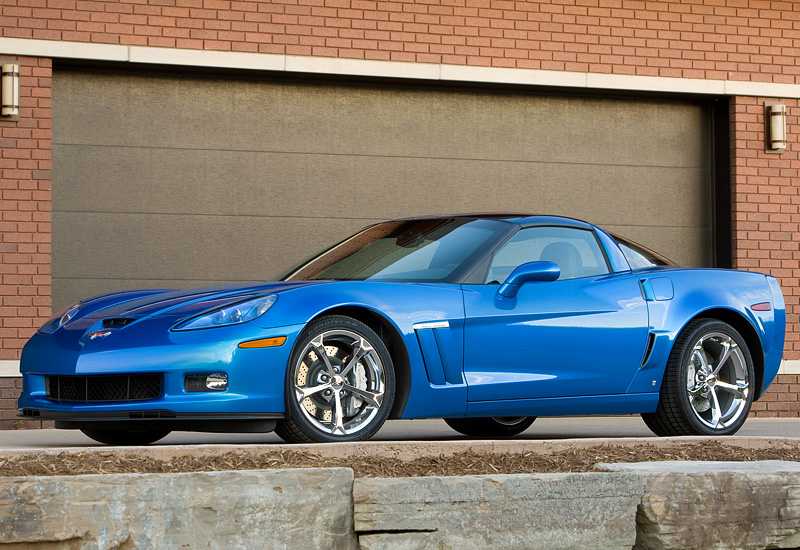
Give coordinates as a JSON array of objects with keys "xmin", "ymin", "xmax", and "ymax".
[
  {"xmin": 39, "ymin": 302, "xmax": 82, "ymax": 334},
  {"xmin": 172, "ymin": 295, "xmax": 278, "ymax": 331}
]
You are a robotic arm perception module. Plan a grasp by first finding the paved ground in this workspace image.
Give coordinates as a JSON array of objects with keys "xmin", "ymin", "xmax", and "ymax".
[{"xmin": 1, "ymin": 416, "xmax": 798, "ymax": 449}]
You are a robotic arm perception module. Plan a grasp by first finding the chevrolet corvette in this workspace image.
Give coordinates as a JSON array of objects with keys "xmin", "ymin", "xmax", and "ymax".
[{"xmin": 18, "ymin": 214, "xmax": 785, "ymax": 444}]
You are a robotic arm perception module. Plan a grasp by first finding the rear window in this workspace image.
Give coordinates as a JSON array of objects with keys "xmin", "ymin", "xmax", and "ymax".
[{"xmin": 612, "ymin": 234, "xmax": 676, "ymax": 270}]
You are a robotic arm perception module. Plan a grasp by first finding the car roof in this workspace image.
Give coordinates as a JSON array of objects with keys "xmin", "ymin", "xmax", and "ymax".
[{"xmin": 389, "ymin": 213, "xmax": 596, "ymax": 229}]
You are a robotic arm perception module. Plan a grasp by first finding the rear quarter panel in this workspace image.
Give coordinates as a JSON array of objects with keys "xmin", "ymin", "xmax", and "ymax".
[{"xmin": 627, "ymin": 267, "xmax": 785, "ymax": 399}]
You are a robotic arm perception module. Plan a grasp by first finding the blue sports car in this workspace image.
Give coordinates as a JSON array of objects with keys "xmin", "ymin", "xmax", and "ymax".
[{"xmin": 18, "ymin": 214, "xmax": 785, "ymax": 445}]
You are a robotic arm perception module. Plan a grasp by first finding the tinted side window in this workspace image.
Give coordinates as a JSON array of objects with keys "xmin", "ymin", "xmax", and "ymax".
[
  {"xmin": 612, "ymin": 235, "xmax": 676, "ymax": 270},
  {"xmin": 487, "ymin": 227, "xmax": 610, "ymax": 283}
]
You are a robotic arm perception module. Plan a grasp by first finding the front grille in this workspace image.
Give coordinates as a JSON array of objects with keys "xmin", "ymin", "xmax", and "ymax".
[{"xmin": 45, "ymin": 374, "xmax": 162, "ymax": 403}]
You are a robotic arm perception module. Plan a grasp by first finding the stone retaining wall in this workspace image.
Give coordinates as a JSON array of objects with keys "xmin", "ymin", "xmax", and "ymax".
[
  {"xmin": 0, "ymin": 468, "xmax": 358, "ymax": 550},
  {"xmin": 599, "ymin": 461, "xmax": 800, "ymax": 550},
  {"xmin": 354, "ymin": 472, "xmax": 642, "ymax": 550},
  {"xmin": 1, "ymin": 461, "xmax": 800, "ymax": 549}
]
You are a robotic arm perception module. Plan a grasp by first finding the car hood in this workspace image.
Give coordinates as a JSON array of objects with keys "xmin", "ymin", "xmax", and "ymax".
[{"xmin": 79, "ymin": 281, "xmax": 327, "ymax": 321}]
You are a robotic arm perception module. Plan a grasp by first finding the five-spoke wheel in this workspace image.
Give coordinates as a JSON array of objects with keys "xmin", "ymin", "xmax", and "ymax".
[
  {"xmin": 642, "ymin": 319, "xmax": 754, "ymax": 436},
  {"xmin": 275, "ymin": 316, "xmax": 395, "ymax": 443}
]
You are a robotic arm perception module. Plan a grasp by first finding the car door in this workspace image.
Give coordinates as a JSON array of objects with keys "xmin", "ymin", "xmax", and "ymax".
[{"xmin": 462, "ymin": 225, "xmax": 649, "ymax": 402}]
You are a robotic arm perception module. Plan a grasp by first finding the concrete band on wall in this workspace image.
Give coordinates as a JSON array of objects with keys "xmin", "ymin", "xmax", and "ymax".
[{"xmin": 3, "ymin": 38, "xmax": 800, "ymax": 99}]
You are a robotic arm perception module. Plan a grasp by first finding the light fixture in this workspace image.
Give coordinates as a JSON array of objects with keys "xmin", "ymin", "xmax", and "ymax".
[
  {"xmin": 1, "ymin": 63, "xmax": 20, "ymax": 118},
  {"xmin": 766, "ymin": 102, "xmax": 787, "ymax": 153}
]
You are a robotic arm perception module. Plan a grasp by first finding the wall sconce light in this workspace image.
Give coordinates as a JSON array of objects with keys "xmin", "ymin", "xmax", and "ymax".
[
  {"xmin": 765, "ymin": 101, "xmax": 787, "ymax": 153},
  {"xmin": 1, "ymin": 63, "xmax": 20, "ymax": 118}
]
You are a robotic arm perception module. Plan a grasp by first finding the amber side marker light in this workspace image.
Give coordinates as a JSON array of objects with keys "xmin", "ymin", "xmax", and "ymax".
[
  {"xmin": 751, "ymin": 302, "xmax": 772, "ymax": 311},
  {"xmin": 238, "ymin": 336, "xmax": 287, "ymax": 348}
]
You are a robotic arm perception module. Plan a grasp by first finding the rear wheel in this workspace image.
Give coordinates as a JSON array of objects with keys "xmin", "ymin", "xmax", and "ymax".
[
  {"xmin": 642, "ymin": 319, "xmax": 754, "ymax": 436},
  {"xmin": 275, "ymin": 316, "xmax": 395, "ymax": 443},
  {"xmin": 444, "ymin": 416, "xmax": 536, "ymax": 438},
  {"xmin": 80, "ymin": 428, "xmax": 171, "ymax": 446}
]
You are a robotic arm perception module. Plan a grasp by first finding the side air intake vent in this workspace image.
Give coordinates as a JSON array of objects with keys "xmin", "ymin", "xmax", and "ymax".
[{"xmin": 640, "ymin": 333, "xmax": 656, "ymax": 367}]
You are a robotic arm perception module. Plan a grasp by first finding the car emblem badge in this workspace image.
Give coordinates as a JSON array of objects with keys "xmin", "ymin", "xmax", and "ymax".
[{"xmin": 88, "ymin": 330, "xmax": 112, "ymax": 340}]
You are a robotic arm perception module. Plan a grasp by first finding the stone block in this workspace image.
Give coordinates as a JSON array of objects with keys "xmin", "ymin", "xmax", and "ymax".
[
  {"xmin": 354, "ymin": 472, "xmax": 644, "ymax": 550},
  {"xmin": 0, "ymin": 467, "xmax": 357, "ymax": 550},
  {"xmin": 597, "ymin": 460, "xmax": 800, "ymax": 550}
]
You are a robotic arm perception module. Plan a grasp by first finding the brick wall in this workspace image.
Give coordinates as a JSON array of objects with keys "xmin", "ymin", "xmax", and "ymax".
[
  {"xmin": 0, "ymin": 377, "xmax": 52, "ymax": 429},
  {"xmin": 1, "ymin": 0, "xmax": 799, "ymax": 425},
  {"xmin": 0, "ymin": 56, "xmax": 52, "ymax": 360},
  {"xmin": 752, "ymin": 375, "xmax": 800, "ymax": 417},
  {"xmin": 0, "ymin": 55, "xmax": 51, "ymax": 429},
  {"xmin": 3, "ymin": 0, "xmax": 800, "ymax": 83},
  {"xmin": 732, "ymin": 95, "xmax": 800, "ymax": 416}
]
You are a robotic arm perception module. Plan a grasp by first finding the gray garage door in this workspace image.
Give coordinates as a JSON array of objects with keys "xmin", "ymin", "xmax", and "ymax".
[{"xmin": 52, "ymin": 69, "xmax": 712, "ymax": 309}]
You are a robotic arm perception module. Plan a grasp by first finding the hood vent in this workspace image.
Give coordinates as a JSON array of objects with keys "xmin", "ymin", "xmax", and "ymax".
[{"xmin": 102, "ymin": 317, "xmax": 136, "ymax": 328}]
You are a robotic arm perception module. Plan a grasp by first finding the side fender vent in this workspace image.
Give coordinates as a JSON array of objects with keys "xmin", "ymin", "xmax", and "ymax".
[{"xmin": 640, "ymin": 332, "xmax": 656, "ymax": 368}]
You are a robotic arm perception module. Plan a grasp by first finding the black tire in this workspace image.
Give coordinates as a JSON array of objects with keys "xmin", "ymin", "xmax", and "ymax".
[
  {"xmin": 275, "ymin": 315, "xmax": 395, "ymax": 443},
  {"xmin": 80, "ymin": 428, "xmax": 170, "ymax": 446},
  {"xmin": 642, "ymin": 319, "xmax": 755, "ymax": 437},
  {"xmin": 444, "ymin": 416, "xmax": 536, "ymax": 438}
]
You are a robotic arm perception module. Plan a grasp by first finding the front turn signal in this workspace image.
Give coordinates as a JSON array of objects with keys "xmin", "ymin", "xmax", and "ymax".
[{"xmin": 238, "ymin": 336, "xmax": 287, "ymax": 349}]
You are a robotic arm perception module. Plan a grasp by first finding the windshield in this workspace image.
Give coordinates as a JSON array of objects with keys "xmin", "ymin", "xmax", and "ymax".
[{"xmin": 283, "ymin": 218, "xmax": 510, "ymax": 282}]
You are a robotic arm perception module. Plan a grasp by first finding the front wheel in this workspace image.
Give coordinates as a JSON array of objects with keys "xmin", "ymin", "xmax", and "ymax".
[
  {"xmin": 642, "ymin": 319, "xmax": 755, "ymax": 436},
  {"xmin": 444, "ymin": 416, "xmax": 536, "ymax": 438},
  {"xmin": 80, "ymin": 428, "xmax": 171, "ymax": 446},
  {"xmin": 275, "ymin": 316, "xmax": 395, "ymax": 443}
]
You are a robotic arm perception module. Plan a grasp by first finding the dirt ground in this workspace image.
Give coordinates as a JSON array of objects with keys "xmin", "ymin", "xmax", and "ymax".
[{"xmin": 2, "ymin": 441, "xmax": 800, "ymax": 478}]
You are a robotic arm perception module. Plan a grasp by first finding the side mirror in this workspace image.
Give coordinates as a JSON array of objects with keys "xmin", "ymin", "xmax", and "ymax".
[{"xmin": 497, "ymin": 261, "xmax": 560, "ymax": 298}]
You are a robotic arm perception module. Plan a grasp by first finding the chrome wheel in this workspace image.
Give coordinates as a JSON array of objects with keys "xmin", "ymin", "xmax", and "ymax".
[
  {"xmin": 276, "ymin": 316, "xmax": 395, "ymax": 443},
  {"xmin": 686, "ymin": 331, "xmax": 749, "ymax": 430},
  {"xmin": 641, "ymin": 319, "xmax": 755, "ymax": 437},
  {"xmin": 294, "ymin": 329, "xmax": 386, "ymax": 436}
]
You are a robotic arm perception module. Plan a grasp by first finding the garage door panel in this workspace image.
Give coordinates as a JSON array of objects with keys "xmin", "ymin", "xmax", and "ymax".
[
  {"xmin": 55, "ymin": 146, "xmax": 708, "ymax": 231},
  {"xmin": 54, "ymin": 72, "xmax": 708, "ymax": 169},
  {"xmin": 53, "ymin": 70, "xmax": 713, "ymax": 310},
  {"xmin": 53, "ymin": 212, "xmax": 367, "ymax": 289}
]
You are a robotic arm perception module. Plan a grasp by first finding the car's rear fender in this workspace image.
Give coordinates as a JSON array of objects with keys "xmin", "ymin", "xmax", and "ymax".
[{"xmin": 626, "ymin": 269, "xmax": 784, "ymax": 399}]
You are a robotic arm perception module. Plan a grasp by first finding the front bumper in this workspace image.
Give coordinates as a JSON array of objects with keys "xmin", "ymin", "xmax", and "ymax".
[{"xmin": 18, "ymin": 319, "xmax": 306, "ymax": 422}]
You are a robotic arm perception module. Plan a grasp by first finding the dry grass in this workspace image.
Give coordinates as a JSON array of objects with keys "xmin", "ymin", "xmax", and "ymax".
[{"xmin": 2, "ymin": 441, "xmax": 800, "ymax": 478}]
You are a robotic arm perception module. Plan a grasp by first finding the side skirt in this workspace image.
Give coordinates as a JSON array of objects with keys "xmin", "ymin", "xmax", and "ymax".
[{"xmin": 464, "ymin": 393, "xmax": 660, "ymax": 418}]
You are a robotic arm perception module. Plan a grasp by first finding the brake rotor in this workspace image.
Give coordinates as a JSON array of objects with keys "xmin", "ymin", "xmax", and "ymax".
[{"xmin": 693, "ymin": 395, "xmax": 711, "ymax": 413}]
